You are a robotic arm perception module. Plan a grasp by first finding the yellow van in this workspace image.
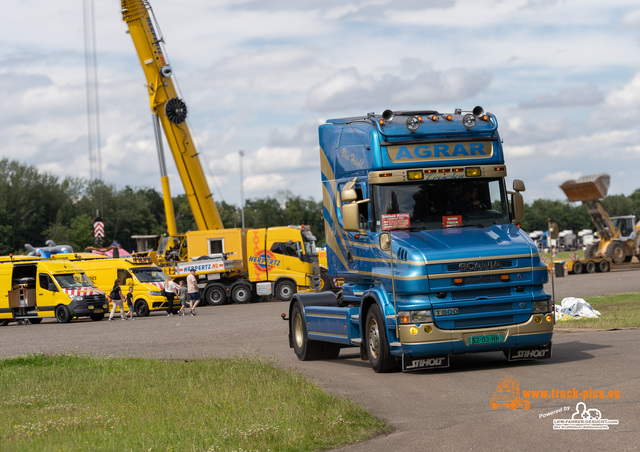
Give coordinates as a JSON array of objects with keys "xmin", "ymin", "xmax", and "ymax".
[
  {"xmin": 53, "ymin": 254, "xmax": 177, "ymax": 316},
  {"xmin": 0, "ymin": 256, "xmax": 108, "ymax": 325}
]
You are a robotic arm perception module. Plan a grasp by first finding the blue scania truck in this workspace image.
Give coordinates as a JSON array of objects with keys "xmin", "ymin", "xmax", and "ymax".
[{"xmin": 286, "ymin": 107, "xmax": 554, "ymax": 372}]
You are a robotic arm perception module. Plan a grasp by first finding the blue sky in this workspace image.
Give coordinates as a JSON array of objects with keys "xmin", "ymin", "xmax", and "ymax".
[{"xmin": 1, "ymin": 0, "xmax": 639, "ymax": 208}]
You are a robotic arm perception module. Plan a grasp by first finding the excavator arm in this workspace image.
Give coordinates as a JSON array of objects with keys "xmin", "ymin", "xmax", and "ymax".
[{"xmin": 121, "ymin": 0, "xmax": 223, "ymax": 232}]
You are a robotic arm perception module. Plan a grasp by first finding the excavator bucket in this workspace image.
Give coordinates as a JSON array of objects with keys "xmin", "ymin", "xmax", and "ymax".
[{"xmin": 560, "ymin": 174, "xmax": 610, "ymax": 202}]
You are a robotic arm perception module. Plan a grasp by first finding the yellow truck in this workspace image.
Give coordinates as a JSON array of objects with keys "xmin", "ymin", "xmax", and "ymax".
[
  {"xmin": 52, "ymin": 254, "xmax": 176, "ymax": 316},
  {"xmin": 167, "ymin": 226, "xmax": 320, "ymax": 305},
  {"xmin": 0, "ymin": 256, "xmax": 108, "ymax": 325},
  {"xmin": 121, "ymin": 2, "xmax": 321, "ymax": 305}
]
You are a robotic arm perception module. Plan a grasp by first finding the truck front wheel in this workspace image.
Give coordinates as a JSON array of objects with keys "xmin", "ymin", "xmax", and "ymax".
[
  {"xmin": 365, "ymin": 304, "xmax": 397, "ymax": 373},
  {"xmin": 275, "ymin": 280, "xmax": 296, "ymax": 301}
]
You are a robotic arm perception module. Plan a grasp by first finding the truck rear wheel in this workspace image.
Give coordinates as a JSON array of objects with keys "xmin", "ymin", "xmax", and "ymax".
[
  {"xmin": 291, "ymin": 302, "xmax": 340, "ymax": 360},
  {"xmin": 572, "ymin": 262, "xmax": 583, "ymax": 274},
  {"xmin": 204, "ymin": 284, "xmax": 227, "ymax": 306},
  {"xmin": 598, "ymin": 260, "xmax": 610, "ymax": 272},
  {"xmin": 134, "ymin": 300, "xmax": 150, "ymax": 317},
  {"xmin": 365, "ymin": 304, "xmax": 397, "ymax": 373},
  {"xmin": 231, "ymin": 284, "xmax": 252, "ymax": 304},
  {"xmin": 586, "ymin": 261, "xmax": 597, "ymax": 273},
  {"xmin": 55, "ymin": 305, "xmax": 71, "ymax": 324}
]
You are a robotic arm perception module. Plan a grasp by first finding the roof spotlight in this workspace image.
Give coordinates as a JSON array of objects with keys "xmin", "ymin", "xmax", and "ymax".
[
  {"xmin": 406, "ymin": 116, "xmax": 421, "ymax": 132},
  {"xmin": 462, "ymin": 113, "xmax": 476, "ymax": 130}
]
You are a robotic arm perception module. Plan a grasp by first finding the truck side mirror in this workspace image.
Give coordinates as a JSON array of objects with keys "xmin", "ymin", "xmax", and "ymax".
[
  {"xmin": 379, "ymin": 232, "xmax": 391, "ymax": 251},
  {"xmin": 511, "ymin": 192, "xmax": 525, "ymax": 224},
  {"xmin": 513, "ymin": 179, "xmax": 525, "ymax": 192},
  {"xmin": 342, "ymin": 203, "xmax": 360, "ymax": 231}
]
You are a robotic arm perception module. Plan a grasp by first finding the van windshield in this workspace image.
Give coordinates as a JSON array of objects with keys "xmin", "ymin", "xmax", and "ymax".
[
  {"xmin": 131, "ymin": 267, "xmax": 166, "ymax": 282},
  {"xmin": 55, "ymin": 273, "xmax": 95, "ymax": 288}
]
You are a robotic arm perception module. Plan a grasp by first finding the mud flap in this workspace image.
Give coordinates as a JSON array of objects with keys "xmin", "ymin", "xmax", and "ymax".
[
  {"xmin": 402, "ymin": 354, "xmax": 450, "ymax": 372},
  {"xmin": 506, "ymin": 342, "xmax": 552, "ymax": 361}
]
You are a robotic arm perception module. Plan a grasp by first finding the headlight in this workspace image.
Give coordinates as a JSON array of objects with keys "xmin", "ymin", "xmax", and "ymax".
[
  {"xmin": 70, "ymin": 295, "xmax": 83, "ymax": 302},
  {"xmin": 532, "ymin": 300, "xmax": 553, "ymax": 313},
  {"xmin": 149, "ymin": 290, "xmax": 163, "ymax": 296},
  {"xmin": 398, "ymin": 310, "xmax": 433, "ymax": 324}
]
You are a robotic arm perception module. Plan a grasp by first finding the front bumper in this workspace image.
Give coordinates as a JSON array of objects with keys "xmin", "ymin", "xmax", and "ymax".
[{"xmin": 394, "ymin": 313, "xmax": 554, "ymax": 358}]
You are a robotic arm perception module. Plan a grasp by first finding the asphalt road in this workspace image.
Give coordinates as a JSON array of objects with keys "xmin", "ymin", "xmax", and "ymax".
[{"xmin": 1, "ymin": 269, "xmax": 638, "ymax": 450}]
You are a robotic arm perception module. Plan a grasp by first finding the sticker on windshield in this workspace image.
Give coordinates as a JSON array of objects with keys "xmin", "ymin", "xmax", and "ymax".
[
  {"xmin": 443, "ymin": 215, "xmax": 462, "ymax": 228},
  {"xmin": 381, "ymin": 213, "xmax": 410, "ymax": 231}
]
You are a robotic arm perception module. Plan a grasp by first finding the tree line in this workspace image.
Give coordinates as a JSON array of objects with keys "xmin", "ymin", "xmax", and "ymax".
[
  {"xmin": 0, "ymin": 159, "xmax": 323, "ymax": 255},
  {"xmin": 2, "ymin": 158, "xmax": 640, "ymax": 255}
]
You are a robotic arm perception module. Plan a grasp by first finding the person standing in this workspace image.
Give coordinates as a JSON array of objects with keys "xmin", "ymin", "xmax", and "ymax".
[
  {"xmin": 186, "ymin": 269, "xmax": 200, "ymax": 316},
  {"xmin": 164, "ymin": 275, "xmax": 176, "ymax": 316},
  {"xmin": 177, "ymin": 280, "xmax": 188, "ymax": 316},
  {"xmin": 125, "ymin": 286, "xmax": 135, "ymax": 320},
  {"xmin": 108, "ymin": 280, "xmax": 126, "ymax": 321}
]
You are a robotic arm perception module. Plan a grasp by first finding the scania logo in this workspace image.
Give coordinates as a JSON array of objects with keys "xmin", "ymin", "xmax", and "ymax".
[{"xmin": 458, "ymin": 261, "xmax": 503, "ymax": 271}]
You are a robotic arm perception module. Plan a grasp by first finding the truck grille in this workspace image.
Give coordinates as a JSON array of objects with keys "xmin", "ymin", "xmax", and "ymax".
[{"xmin": 454, "ymin": 315, "xmax": 515, "ymax": 328}]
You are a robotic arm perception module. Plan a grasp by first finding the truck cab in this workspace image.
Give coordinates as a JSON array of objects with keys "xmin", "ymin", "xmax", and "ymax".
[{"xmin": 287, "ymin": 107, "xmax": 554, "ymax": 372}]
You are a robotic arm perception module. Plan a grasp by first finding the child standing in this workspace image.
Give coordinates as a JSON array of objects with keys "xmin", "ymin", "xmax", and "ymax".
[
  {"xmin": 177, "ymin": 280, "xmax": 188, "ymax": 316},
  {"xmin": 125, "ymin": 286, "xmax": 135, "ymax": 320}
]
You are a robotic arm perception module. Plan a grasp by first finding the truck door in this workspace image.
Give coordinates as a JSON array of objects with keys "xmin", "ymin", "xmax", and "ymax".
[{"xmin": 337, "ymin": 177, "xmax": 372, "ymax": 278}]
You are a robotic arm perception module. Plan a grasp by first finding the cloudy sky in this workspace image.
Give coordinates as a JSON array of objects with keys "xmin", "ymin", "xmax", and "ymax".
[{"xmin": 2, "ymin": 0, "xmax": 639, "ymax": 209}]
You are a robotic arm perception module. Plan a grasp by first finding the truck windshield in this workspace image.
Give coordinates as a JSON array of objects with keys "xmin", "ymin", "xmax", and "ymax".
[
  {"xmin": 55, "ymin": 273, "xmax": 96, "ymax": 288},
  {"xmin": 301, "ymin": 232, "xmax": 318, "ymax": 256},
  {"xmin": 131, "ymin": 267, "xmax": 166, "ymax": 282},
  {"xmin": 371, "ymin": 178, "xmax": 510, "ymax": 232}
]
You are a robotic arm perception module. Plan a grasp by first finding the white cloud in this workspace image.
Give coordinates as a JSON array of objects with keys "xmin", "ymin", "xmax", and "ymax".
[{"xmin": 1, "ymin": 0, "xmax": 640, "ymax": 208}]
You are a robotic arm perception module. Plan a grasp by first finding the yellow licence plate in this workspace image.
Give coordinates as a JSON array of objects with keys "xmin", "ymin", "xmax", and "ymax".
[{"xmin": 94, "ymin": 309, "xmax": 103, "ymax": 314}]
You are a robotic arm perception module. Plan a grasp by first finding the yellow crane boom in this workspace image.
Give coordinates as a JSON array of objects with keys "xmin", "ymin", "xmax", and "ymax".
[{"xmin": 121, "ymin": 0, "xmax": 223, "ymax": 232}]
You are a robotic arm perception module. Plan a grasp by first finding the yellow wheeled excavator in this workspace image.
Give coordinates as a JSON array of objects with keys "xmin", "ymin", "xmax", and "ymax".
[{"xmin": 560, "ymin": 174, "xmax": 640, "ymax": 272}]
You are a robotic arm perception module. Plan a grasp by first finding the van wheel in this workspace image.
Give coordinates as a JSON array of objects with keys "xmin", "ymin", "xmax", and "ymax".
[
  {"xmin": 134, "ymin": 300, "xmax": 150, "ymax": 317},
  {"xmin": 90, "ymin": 314, "xmax": 104, "ymax": 321},
  {"xmin": 204, "ymin": 284, "xmax": 227, "ymax": 306},
  {"xmin": 274, "ymin": 280, "xmax": 296, "ymax": 301},
  {"xmin": 55, "ymin": 305, "xmax": 71, "ymax": 323},
  {"xmin": 231, "ymin": 285, "xmax": 252, "ymax": 304},
  {"xmin": 0, "ymin": 320, "xmax": 8, "ymax": 326}
]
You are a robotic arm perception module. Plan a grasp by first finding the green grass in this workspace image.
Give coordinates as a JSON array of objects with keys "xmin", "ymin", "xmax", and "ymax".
[
  {"xmin": 0, "ymin": 354, "xmax": 389, "ymax": 451},
  {"xmin": 556, "ymin": 292, "xmax": 640, "ymax": 329}
]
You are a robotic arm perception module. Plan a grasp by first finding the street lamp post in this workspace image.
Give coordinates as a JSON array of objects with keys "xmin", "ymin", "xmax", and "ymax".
[{"xmin": 239, "ymin": 150, "xmax": 245, "ymax": 228}]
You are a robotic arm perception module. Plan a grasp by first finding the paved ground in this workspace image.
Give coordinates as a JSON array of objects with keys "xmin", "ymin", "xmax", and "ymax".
[{"xmin": 1, "ymin": 269, "xmax": 638, "ymax": 450}]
